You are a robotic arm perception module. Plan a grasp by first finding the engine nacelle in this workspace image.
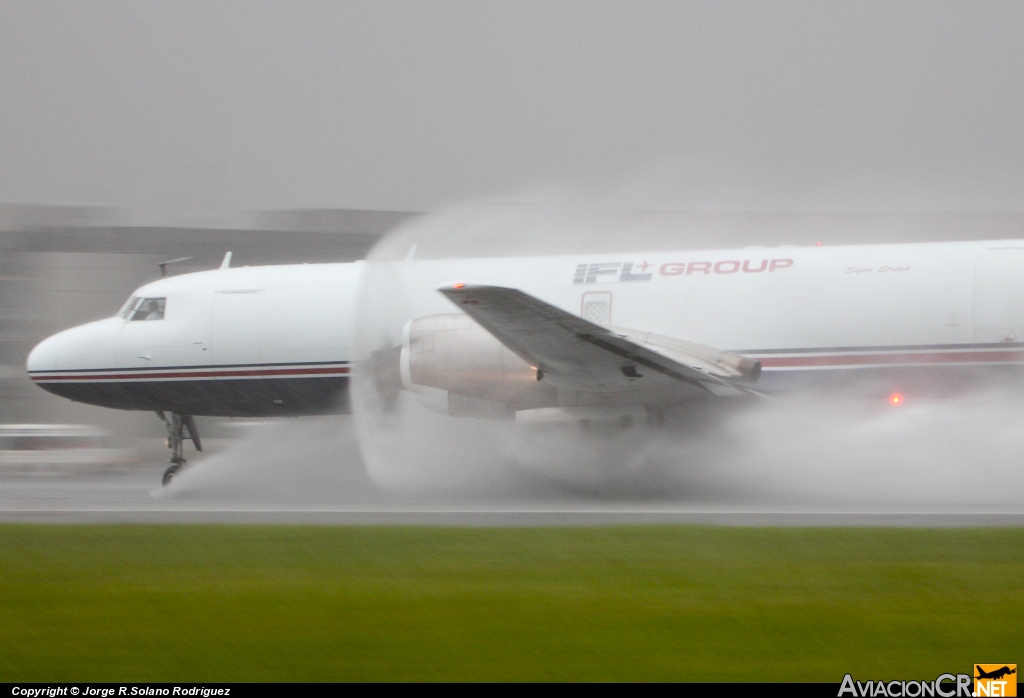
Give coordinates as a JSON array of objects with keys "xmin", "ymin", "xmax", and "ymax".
[{"xmin": 400, "ymin": 314, "xmax": 555, "ymax": 416}]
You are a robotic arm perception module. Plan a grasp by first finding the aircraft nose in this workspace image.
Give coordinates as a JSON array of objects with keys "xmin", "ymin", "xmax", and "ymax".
[
  {"xmin": 26, "ymin": 331, "xmax": 63, "ymax": 374},
  {"xmin": 27, "ymin": 330, "xmax": 71, "ymax": 398},
  {"xmin": 26, "ymin": 329, "xmax": 58, "ymax": 372},
  {"xmin": 26, "ymin": 318, "xmax": 122, "ymax": 395}
]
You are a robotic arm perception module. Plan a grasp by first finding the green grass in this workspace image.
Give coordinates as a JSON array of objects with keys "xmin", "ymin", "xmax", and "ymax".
[{"xmin": 0, "ymin": 525, "xmax": 1020, "ymax": 682}]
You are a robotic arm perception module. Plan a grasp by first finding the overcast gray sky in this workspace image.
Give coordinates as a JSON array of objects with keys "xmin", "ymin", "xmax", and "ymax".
[{"xmin": 2, "ymin": 1, "xmax": 1023, "ymax": 225}]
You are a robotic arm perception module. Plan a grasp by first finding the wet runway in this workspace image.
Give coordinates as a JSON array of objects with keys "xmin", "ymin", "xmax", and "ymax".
[
  {"xmin": 2, "ymin": 457, "xmax": 1022, "ymax": 526},
  {"xmin": 2, "ymin": 416, "xmax": 1023, "ymax": 526},
  {"xmin": 3, "ymin": 473, "xmax": 1022, "ymax": 526}
]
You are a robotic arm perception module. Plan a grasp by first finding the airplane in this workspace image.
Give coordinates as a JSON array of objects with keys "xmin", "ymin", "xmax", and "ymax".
[
  {"xmin": 25, "ymin": 239, "xmax": 1024, "ymax": 485},
  {"xmin": 975, "ymin": 666, "xmax": 1017, "ymax": 681},
  {"xmin": 26, "ymin": 256, "xmax": 360, "ymax": 484}
]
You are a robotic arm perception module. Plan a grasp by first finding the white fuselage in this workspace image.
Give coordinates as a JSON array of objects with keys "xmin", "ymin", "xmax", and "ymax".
[
  {"xmin": 27, "ymin": 263, "xmax": 361, "ymax": 416},
  {"xmin": 26, "ymin": 239, "xmax": 1024, "ymax": 416}
]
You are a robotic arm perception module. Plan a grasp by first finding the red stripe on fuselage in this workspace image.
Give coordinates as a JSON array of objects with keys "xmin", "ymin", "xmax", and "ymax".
[
  {"xmin": 757, "ymin": 349, "xmax": 1024, "ymax": 368},
  {"xmin": 29, "ymin": 347, "xmax": 1024, "ymax": 384},
  {"xmin": 30, "ymin": 365, "xmax": 351, "ymax": 382}
]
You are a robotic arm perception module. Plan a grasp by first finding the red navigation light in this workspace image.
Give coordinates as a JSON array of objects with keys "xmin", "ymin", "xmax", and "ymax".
[
  {"xmin": 453, "ymin": 282, "xmax": 465, "ymax": 289},
  {"xmin": 889, "ymin": 392, "xmax": 904, "ymax": 406}
]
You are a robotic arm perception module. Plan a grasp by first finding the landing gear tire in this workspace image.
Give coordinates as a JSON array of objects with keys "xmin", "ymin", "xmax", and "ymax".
[
  {"xmin": 157, "ymin": 411, "xmax": 202, "ymax": 486},
  {"xmin": 162, "ymin": 462, "xmax": 184, "ymax": 486}
]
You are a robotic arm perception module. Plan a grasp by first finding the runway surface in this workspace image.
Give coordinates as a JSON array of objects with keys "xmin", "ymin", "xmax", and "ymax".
[{"xmin": 2, "ymin": 416, "xmax": 1022, "ymax": 526}]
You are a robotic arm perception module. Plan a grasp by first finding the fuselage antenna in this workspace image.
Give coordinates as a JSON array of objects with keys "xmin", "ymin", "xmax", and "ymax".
[{"xmin": 157, "ymin": 256, "xmax": 192, "ymax": 278}]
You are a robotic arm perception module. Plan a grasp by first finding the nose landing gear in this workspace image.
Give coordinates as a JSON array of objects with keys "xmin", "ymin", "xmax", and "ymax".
[{"xmin": 157, "ymin": 411, "xmax": 202, "ymax": 485}]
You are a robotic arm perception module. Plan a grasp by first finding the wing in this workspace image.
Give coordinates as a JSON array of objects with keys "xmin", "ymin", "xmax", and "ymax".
[{"xmin": 439, "ymin": 283, "xmax": 760, "ymax": 396}]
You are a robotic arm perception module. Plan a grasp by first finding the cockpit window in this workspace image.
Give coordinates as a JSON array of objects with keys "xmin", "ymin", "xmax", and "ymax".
[
  {"xmin": 121, "ymin": 297, "xmax": 166, "ymax": 321},
  {"xmin": 118, "ymin": 296, "xmax": 140, "ymax": 319}
]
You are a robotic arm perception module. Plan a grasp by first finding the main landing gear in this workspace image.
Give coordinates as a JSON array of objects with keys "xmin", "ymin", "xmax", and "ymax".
[{"xmin": 157, "ymin": 412, "xmax": 202, "ymax": 486}]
